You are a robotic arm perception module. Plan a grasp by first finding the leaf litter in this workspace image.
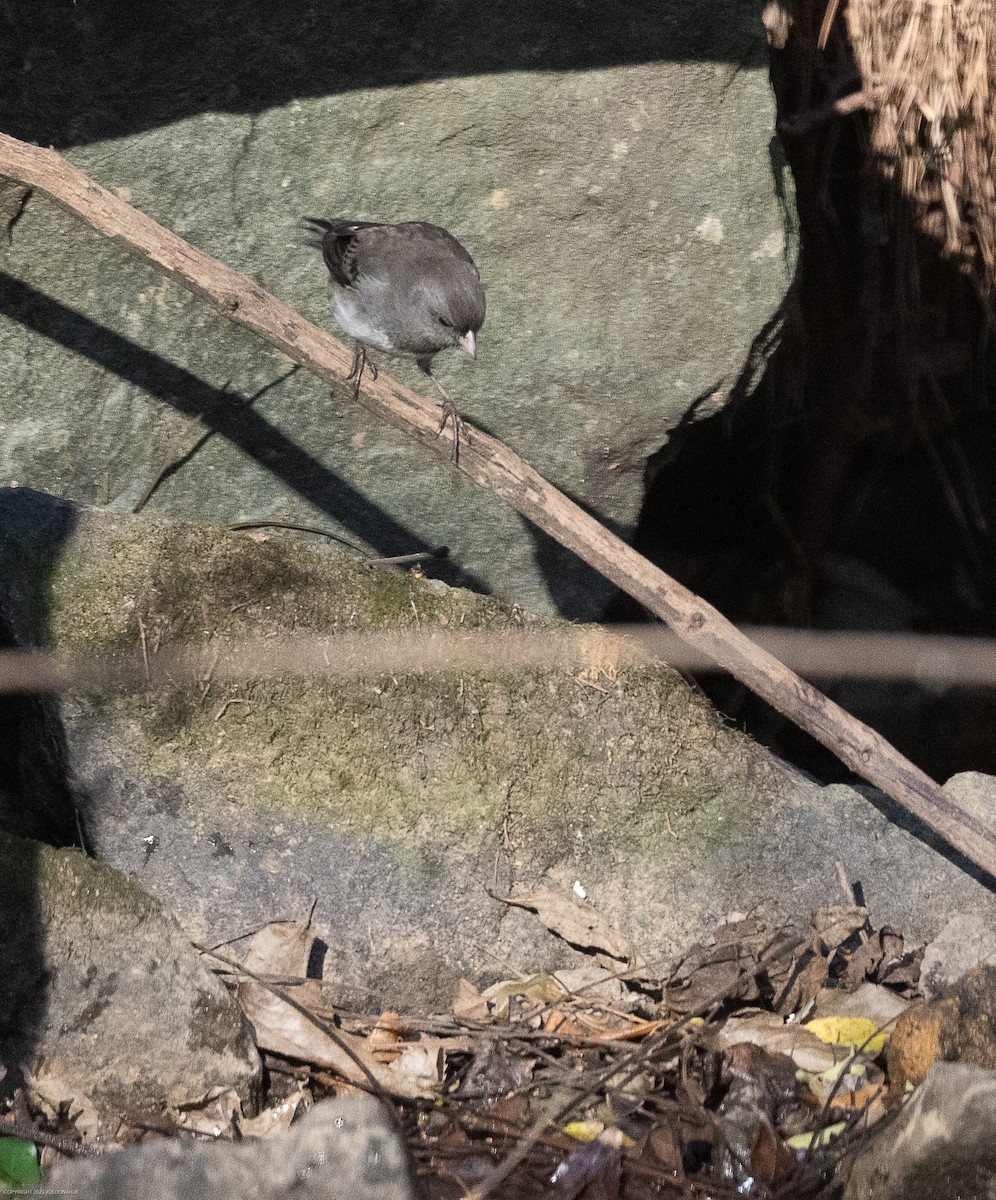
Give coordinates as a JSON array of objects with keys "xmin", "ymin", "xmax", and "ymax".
[{"xmin": 0, "ymin": 884, "xmax": 955, "ymax": 1198}]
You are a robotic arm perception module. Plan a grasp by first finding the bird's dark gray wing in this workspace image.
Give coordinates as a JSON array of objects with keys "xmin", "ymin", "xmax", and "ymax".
[
  {"xmin": 344, "ymin": 222, "xmax": 482, "ymax": 299},
  {"xmin": 389, "ymin": 222, "xmax": 479, "ymax": 271},
  {"xmin": 303, "ymin": 217, "xmax": 381, "ymax": 288}
]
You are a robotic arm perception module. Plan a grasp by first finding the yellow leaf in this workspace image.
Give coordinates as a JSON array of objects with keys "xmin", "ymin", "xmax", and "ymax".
[
  {"xmin": 786, "ymin": 1122, "xmax": 847, "ymax": 1151},
  {"xmin": 563, "ymin": 1120, "xmax": 605, "ymax": 1142},
  {"xmin": 804, "ymin": 1016, "xmax": 889, "ymax": 1056}
]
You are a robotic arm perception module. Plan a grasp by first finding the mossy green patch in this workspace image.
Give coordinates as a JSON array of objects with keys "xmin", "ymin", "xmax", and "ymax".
[{"xmin": 18, "ymin": 506, "xmax": 765, "ymax": 867}]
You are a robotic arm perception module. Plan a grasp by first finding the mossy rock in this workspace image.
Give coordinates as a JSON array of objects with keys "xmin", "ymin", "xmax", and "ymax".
[
  {"xmin": 3, "ymin": 488, "xmax": 989, "ymax": 1012},
  {"xmin": 0, "ymin": 827, "xmax": 261, "ymax": 1120}
]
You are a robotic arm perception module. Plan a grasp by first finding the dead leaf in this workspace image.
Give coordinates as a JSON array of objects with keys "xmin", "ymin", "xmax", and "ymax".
[
  {"xmin": 238, "ymin": 1088, "xmax": 307, "ymax": 1138},
  {"xmin": 497, "ymin": 889, "xmax": 639, "ymax": 965},
  {"xmin": 236, "ymin": 921, "xmax": 439, "ymax": 1099},
  {"xmin": 237, "ymin": 977, "xmax": 433, "ymax": 1099},
  {"xmin": 665, "ymin": 923, "xmax": 767, "ymax": 1013},
  {"xmin": 810, "ymin": 905, "xmax": 868, "ymax": 957},
  {"xmin": 459, "ymin": 1040, "xmax": 536, "ymax": 1096},
  {"xmin": 772, "ymin": 949, "xmax": 829, "ymax": 1018},
  {"xmin": 475, "ymin": 972, "xmax": 568, "ymax": 1020},
  {"xmin": 385, "ymin": 1036, "xmax": 470, "ymax": 1089},
  {"xmin": 543, "ymin": 1009, "xmax": 667, "ymax": 1043},
  {"xmin": 812, "ymin": 981, "xmax": 910, "ymax": 1027},
  {"xmin": 799, "ymin": 1054, "xmax": 886, "ymax": 1109},
  {"xmin": 173, "ymin": 1087, "xmax": 241, "ymax": 1139},
  {"xmin": 714, "ymin": 1013, "xmax": 844, "ymax": 1074},
  {"xmin": 823, "ymin": 1082, "xmax": 888, "ymax": 1125},
  {"xmin": 452, "ymin": 978, "xmax": 489, "ymax": 1020},
  {"xmin": 714, "ymin": 1045, "xmax": 795, "ymax": 1191},
  {"xmin": 243, "ymin": 921, "xmax": 314, "ymax": 979},
  {"xmin": 551, "ymin": 966, "xmax": 632, "ymax": 1007},
  {"xmin": 641, "ymin": 1122, "xmax": 683, "ymax": 1176},
  {"xmin": 804, "ymin": 1016, "xmax": 889, "ymax": 1056},
  {"xmin": 841, "ymin": 926, "xmax": 921, "ymax": 991},
  {"xmin": 24, "ymin": 1072, "xmax": 100, "ymax": 1141},
  {"xmin": 368, "ymin": 1011, "xmax": 409, "ymax": 1050},
  {"xmin": 751, "ymin": 1121, "xmax": 795, "ymax": 1185}
]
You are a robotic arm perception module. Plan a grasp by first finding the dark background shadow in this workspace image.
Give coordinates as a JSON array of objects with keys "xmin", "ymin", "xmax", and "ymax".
[
  {"xmin": 0, "ymin": 489, "xmax": 89, "ymax": 848},
  {"xmin": 0, "ymin": 488, "xmax": 87, "ymax": 1112},
  {"xmin": 1, "ymin": 0, "xmax": 765, "ymax": 149},
  {"xmin": 608, "ymin": 8, "xmax": 996, "ymax": 785}
]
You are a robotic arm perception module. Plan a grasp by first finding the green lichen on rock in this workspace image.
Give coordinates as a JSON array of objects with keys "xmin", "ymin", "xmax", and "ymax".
[
  {"xmin": 16, "ymin": 500, "xmax": 761, "ymax": 864},
  {"xmin": 45, "ymin": 514, "xmax": 517, "ymax": 658},
  {"xmin": 0, "ymin": 489, "xmax": 777, "ymax": 909}
]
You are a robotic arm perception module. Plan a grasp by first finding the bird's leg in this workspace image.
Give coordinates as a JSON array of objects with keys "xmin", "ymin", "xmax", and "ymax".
[
  {"xmin": 423, "ymin": 369, "xmax": 462, "ymax": 465},
  {"xmin": 346, "ymin": 342, "xmax": 365, "ymax": 401},
  {"xmin": 346, "ymin": 342, "xmax": 377, "ymax": 401}
]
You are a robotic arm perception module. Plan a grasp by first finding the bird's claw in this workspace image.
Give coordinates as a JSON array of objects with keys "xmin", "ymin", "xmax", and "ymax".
[
  {"xmin": 347, "ymin": 343, "xmax": 376, "ymax": 400},
  {"xmin": 436, "ymin": 397, "xmax": 462, "ymax": 465}
]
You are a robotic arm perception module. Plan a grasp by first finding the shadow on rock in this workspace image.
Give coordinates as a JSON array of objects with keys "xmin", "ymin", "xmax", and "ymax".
[
  {"xmin": 0, "ymin": 276, "xmax": 485, "ymax": 592},
  {"xmin": 2, "ymin": 0, "xmax": 766, "ymax": 148}
]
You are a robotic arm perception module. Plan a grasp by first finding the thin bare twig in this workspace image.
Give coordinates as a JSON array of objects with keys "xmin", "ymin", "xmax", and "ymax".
[{"xmin": 228, "ymin": 520, "xmax": 367, "ymax": 554}]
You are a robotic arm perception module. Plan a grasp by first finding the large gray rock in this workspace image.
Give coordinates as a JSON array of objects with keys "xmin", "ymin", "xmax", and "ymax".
[
  {"xmin": 0, "ymin": 1, "xmax": 793, "ymax": 619},
  {"xmin": 844, "ymin": 1064, "xmax": 996, "ymax": 1200},
  {"xmin": 0, "ymin": 828, "xmax": 261, "ymax": 1122},
  {"xmin": 3, "ymin": 489, "xmax": 996, "ymax": 1016},
  {"xmin": 45, "ymin": 1095, "xmax": 416, "ymax": 1200}
]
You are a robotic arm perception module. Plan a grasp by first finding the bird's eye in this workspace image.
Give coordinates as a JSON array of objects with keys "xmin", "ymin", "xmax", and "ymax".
[{"xmin": 436, "ymin": 315, "xmax": 453, "ymax": 329}]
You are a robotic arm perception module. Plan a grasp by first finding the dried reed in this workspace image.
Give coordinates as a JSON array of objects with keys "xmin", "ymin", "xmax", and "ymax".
[{"xmin": 846, "ymin": 0, "xmax": 996, "ymax": 300}]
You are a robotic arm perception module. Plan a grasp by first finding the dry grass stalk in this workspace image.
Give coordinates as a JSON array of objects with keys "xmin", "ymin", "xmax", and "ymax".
[{"xmin": 846, "ymin": 0, "xmax": 996, "ymax": 299}]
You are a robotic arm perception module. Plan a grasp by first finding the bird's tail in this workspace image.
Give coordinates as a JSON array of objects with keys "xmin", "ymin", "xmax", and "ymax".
[{"xmin": 301, "ymin": 216, "xmax": 379, "ymax": 248}]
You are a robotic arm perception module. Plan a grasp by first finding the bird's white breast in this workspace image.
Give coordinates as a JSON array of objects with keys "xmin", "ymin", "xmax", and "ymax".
[{"xmin": 331, "ymin": 287, "xmax": 398, "ymax": 355}]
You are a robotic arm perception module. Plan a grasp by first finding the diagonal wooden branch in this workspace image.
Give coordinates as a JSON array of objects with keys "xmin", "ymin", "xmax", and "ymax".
[{"xmin": 2, "ymin": 130, "xmax": 995, "ymax": 879}]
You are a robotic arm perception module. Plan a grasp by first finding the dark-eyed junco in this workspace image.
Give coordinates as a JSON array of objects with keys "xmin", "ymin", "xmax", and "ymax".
[{"xmin": 304, "ymin": 217, "xmax": 485, "ymax": 451}]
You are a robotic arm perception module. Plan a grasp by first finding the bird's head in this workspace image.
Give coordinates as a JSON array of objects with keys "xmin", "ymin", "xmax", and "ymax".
[{"xmin": 418, "ymin": 267, "xmax": 486, "ymax": 358}]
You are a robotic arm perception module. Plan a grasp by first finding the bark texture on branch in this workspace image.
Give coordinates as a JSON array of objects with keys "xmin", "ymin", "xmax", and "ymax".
[{"xmin": 2, "ymin": 130, "xmax": 994, "ymax": 879}]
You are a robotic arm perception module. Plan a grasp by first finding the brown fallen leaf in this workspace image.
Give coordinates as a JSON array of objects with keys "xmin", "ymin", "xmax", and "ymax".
[
  {"xmin": 385, "ymin": 1035, "xmax": 471, "ymax": 1089},
  {"xmin": 542, "ymin": 1010, "xmax": 667, "ymax": 1043},
  {"xmin": 367, "ymin": 1011, "xmax": 409, "ymax": 1050},
  {"xmin": 665, "ymin": 921, "xmax": 769, "ymax": 1013},
  {"xmin": 233, "ymin": 919, "xmax": 435, "ymax": 1098},
  {"xmin": 773, "ymin": 949, "xmax": 829, "ymax": 1018},
  {"xmin": 812, "ymin": 981, "xmax": 910, "ymax": 1027},
  {"xmin": 841, "ymin": 926, "xmax": 922, "ymax": 992},
  {"xmin": 551, "ymin": 966, "xmax": 639, "ymax": 1011},
  {"xmin": 173, "ymin": 1087, "xmax": 241, "ymax": 1139},
  {"xmin": 242, "ymin": 920, "xmax": 314, "ymax": 979},
  {"xmin": 237, "ymin": 976, "xmax": 433, "ymax": 1099},
  {"xmin": 497, "ymin": 888, "xmax": 639, "ymax": 966},
  {"xmin": 452, "ymin": 978, "xmax": 489, "ymax": 1020},
  {"xmin": 751, "ymin": 1121, "xmax": 797, "ymax": 1186},
  {"xmin": 810, "ymin": 905, "xmax": 868, "ymax": 958},
  {"xmin": 713, "ymin": 1013, "xmax": 844, "ymax": 1074},
  {"xmin": 24, "ymin": 1071, "xmax": 101, "ymax": 1142},
  {"xmin": 475, "ymin": 972, "xmax": 571, "ymax": 1020},
  {"xmin": 238, "ymin": 1087, "xmax": 307, "ymax": 1139},
  {"xmin": 823, "ymin": 1082, "xmax": 888, "ymax": 1126}
]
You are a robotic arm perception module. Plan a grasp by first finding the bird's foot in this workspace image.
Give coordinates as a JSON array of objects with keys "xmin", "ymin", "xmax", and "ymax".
[
  {"xmin": 427, "ymin": 374, "xmax": 462, "ymax": 464},
  {"xmin": 437, "ymin": 398, "xmax": 463, "ymax": 464},
  {"xmin": 347, "ymin": 343, "xmax": 376, "ymax": 400}
]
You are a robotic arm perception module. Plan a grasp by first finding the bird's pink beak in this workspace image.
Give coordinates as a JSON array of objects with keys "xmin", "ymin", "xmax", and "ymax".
[{"xmin": 459, "ymin": 330, "xmax": 477, "ymax": 358}]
